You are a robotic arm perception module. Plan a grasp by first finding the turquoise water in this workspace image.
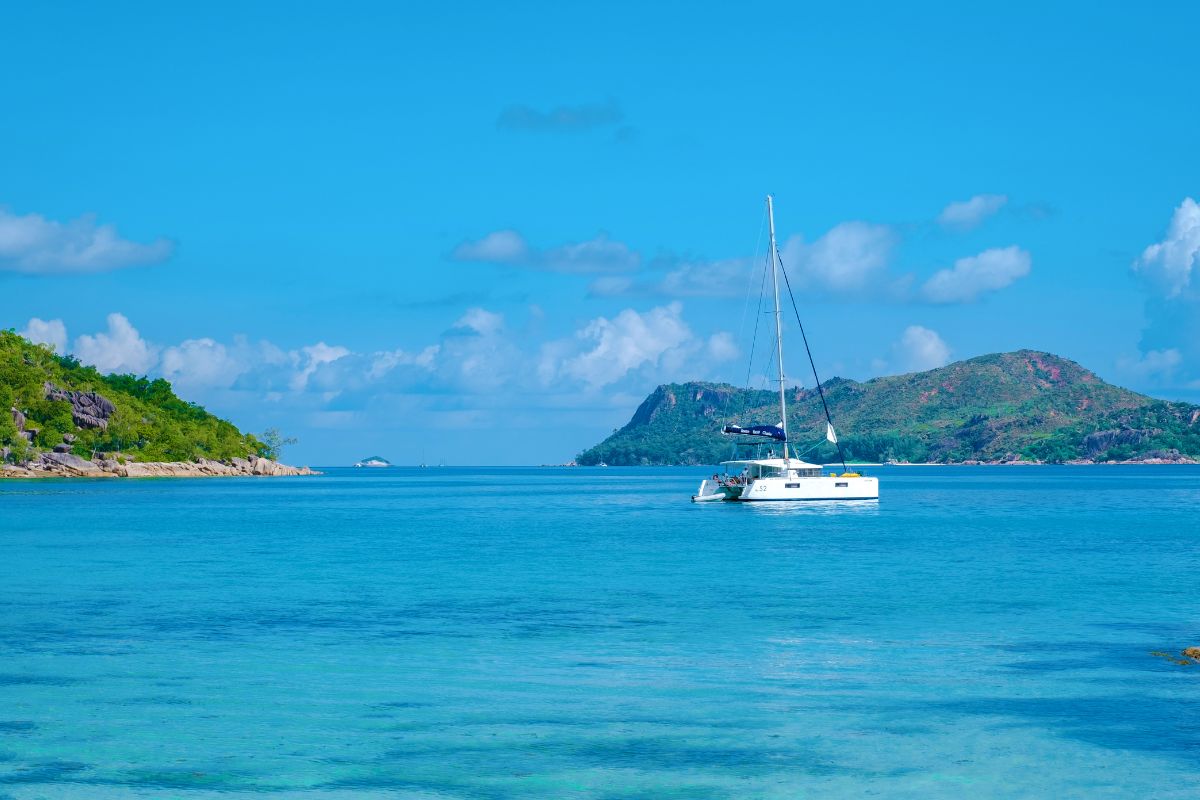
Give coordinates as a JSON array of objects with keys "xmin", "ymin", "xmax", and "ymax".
[{"xmin": 1, "ymin": 466, "xmax": 1199, "ymax": 798}]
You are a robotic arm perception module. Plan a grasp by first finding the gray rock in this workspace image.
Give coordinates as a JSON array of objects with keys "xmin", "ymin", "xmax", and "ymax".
[
  {"xmin": 10, "ymin": 407, "xmax": 26, "ymax": 431},
  {"xmin": 62, "ymin": 433, "xmax": 76, "ymax": 443},
  {"xmin": 76, "ymin": 413, "xmax": 108, "ymax": 429},
  {"xmin": 1083, "ymin": 428, "xmax": 1149, "ymax": 457},
  {"xmin": 53, "ymin": 443, "xmax": 73, "ymax": 453},
  {"xmin": 42, "ymin": 382, "xmax": 116, "ymax": 430},
  {"xmin": 39, "ymin": 451, "xmax": 104, "ymax": 475}
]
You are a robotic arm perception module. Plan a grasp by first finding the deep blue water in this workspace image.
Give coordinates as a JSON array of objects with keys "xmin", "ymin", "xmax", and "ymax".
[{"xmin": 1, "ymin": 465, "xmax": 1199, "ymax": 798}]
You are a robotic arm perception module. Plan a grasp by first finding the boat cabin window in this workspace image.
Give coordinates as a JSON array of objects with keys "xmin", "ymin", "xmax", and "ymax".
[{"xmin": 732, "ymin": 464, "xmax": 823, "ymax": 479}]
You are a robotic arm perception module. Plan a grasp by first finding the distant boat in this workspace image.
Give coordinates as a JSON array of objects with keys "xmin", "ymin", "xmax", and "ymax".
[
  {"xmin": 598, "ymin": 461, "xmax": 608, "ymax": 467},
  {"xmin": 692, "ymin": 196, "xmax": 879, "ymax": 503},
  {"xmin": 354, "ymin": 456, "xmax": 392, "ymax": 468}
]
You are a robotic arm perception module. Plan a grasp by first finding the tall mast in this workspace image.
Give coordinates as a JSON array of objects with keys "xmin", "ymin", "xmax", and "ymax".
[{"xmin": 766, "ymin": 194, "xmax": 788, "ymax": 464}]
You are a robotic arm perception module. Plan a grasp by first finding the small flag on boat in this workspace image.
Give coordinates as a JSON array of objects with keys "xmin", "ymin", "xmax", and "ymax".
[{"xmin": 826, "ymin": 423, "xmax": 838, "ymax": 444}]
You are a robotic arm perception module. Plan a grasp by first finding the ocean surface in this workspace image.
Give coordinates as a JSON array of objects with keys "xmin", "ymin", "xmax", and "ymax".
[{"xmin": 1, "ymin": 465, "xmax": 1199, "ymax": 798}]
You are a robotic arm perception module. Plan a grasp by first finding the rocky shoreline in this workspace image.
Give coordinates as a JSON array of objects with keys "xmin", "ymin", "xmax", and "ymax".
[
  {"xmin": 1, "ymin": 452, "xmax": 320, "ymax": 479},
  {"xmin": 951, "ymin": 456, "xmax": 1198, "ymax": 466},
  {"xmin": 5, "ymin": 383, "xmax": 319, "ymax": 479}
]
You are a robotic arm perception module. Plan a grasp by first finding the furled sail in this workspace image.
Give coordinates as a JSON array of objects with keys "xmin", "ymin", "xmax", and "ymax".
[{"xmin": 722, "ymin": 423, "xmax": 787, "ymax": 442}]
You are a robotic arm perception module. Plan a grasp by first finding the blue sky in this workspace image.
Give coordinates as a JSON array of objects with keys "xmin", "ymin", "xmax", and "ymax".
[{"xmin": 3, "ymin": 2, "xmax": 1199, "ymax": 465}]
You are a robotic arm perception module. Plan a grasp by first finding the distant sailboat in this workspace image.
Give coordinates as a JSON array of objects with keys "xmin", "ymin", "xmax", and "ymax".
[{"xmin": 692, "ymin": 196, "xmax": 879, "ymax": 503}]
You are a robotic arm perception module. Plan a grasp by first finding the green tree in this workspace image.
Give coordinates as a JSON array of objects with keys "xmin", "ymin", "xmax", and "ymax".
[{"xmin": 260, "ymin": 428, "xmax": 298, "ymax": 460}]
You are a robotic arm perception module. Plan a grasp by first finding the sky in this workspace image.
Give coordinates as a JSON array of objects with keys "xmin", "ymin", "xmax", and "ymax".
[{"xmin": 2, "ymin": 2, "xmax": 1199, "ymax": 465}]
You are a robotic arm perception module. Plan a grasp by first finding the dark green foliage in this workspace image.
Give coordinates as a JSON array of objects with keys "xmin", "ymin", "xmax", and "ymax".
[
  {"xmin": 576, "ymin": 350, "xmax": 1200, "ymax": 465},
  {"xmin": 29, "ymin": 398, "xmax": 74, "ymax": 447},
  {"xmin": 1, "ymin": 329, "xmax": 264, "ymax": 462}
]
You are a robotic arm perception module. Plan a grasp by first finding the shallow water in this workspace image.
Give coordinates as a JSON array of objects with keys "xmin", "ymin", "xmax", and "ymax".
[{"xmin": 1, "ymin": 465, "xmax": 1199, "ymax": 798}]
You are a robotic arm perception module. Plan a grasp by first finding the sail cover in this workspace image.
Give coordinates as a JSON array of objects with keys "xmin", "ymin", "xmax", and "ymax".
[{"xmin": 723, "ymin": 424, "xmax": 786, "ymax": 442}]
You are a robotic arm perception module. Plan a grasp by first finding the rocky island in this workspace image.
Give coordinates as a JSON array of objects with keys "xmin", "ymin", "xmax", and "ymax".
[
  {"xmin": 354, "ymin": 456, "xmax": 392, "ymax": 468},
  {"xmin": 577, "ymin": 351, "xmax": 1200, "ymax": 466},
  {"xmin": 1, "ymin": 330, "xmax": 317, "ymax": 479}
]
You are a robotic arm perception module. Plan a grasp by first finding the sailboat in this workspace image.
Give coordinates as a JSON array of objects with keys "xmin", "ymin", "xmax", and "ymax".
[{"xmin": 692, "ymin": 196, "xmax": 879, "ymax": 502}]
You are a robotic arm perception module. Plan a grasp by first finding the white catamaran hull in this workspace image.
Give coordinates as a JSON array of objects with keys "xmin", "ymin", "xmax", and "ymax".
[
  {"xmin": 739, "ymin": 475, "xmax": 877, "ymax": 501},
  {"xmin": 693, "ymin": 475, "xmax": 878, "ymax": 502},
  {"xmin": 692, "ymin": 479, "xmax": 740, "ymax": 502}
]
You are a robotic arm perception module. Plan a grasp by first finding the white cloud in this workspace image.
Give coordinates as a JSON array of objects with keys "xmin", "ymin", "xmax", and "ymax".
[
  {"xmin": 450, "ymin": 230, "xmax": 529, "ymax": 264},
  {"xmin": 0, "ymin": 208, "xmax": 172, "ymax": 273},
  {"xmin": 39, "ymin": 306, "xmax": 744, "ymax": 454},
  {"xmin": 892, "ymin": 325, "xmax": 951, "ymax": 373},
  {"xmin": 659, "ymin": 258, "xmax": 752, "ymax": 297},
  {"xmin": 1135, "ymin": 197, "xmax": 1200, "ymax": 298},
  {"xmin": 452, "ymin": 230, "xmax": 640, "ymax": 274},
  {"xmin": 435, "ymin": 313, "xmax": 522, "ymax": 393},
  {"xmin": 367, "ymin": 345, "xmax": 438, "ymax": 380},
  {"xmin": 160, "ymin": 338, "xmax": 246, "ymax": 390},
  {"xmin": 779, "ymin": 222, "xmax": 897, "ymax": 293},
  {"xmin": 588, "ymin": 275, "xmax": 637, "ymax": 297},
  {"xmin": 921, "ymin": 246, "xmax": 1031, "ymax": 303},
  {"xmin": 588, "ymin": 257, "xmax": 753, "ymax": 298},
  {"xmin": 48, "ymin": 311, "xmax": 380, "ymax": 399},
  {"xmin": 557, "ymin": 302, "xmax": 696, "ymax": 388},
  {"xmin": 453, "ymin": 307, "xmax": 505, "ymax": 336},
  {"xmin": 1116, "ymin": 348, "xmax": 1183, "ymax": 381},
  {"xmin": 74, "ymin": 313, "xmax": 158, "ymax": 374},
  {"xmin": 707, "ymin": 332, "xmax": 738, "ymax": 361},
  {"xmin": 937, "ymin": 194, "xmax": 1008, "ymax": 229},
  {"xmin": 20, "ymin": 317, "xmax": 67, "ymax": 352},
  {"xmin": 460, "ymin": 219, "xmax": 894, "ymax": 297},
  {"xmin": 290, "ymin": 342, "xmax": 351, "ymax": 391},
  {"xmin": 542, "ymin": 235, "xmax": 639, "ymax": 273}
]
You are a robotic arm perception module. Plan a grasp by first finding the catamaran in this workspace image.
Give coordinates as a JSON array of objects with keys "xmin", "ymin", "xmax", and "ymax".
[{"xmin": 692, "ymin": 196, "xmax": 879, "ymax": 503}]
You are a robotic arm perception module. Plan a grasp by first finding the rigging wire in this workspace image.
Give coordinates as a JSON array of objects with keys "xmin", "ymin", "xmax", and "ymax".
[
  {"xmin": 723, "ymin": 249, "xmax": 772, "ymax": 462},
  {"xmin": 720, "ymin": 207, "xmax": 768, "ymax": 428},
  {"xmin": 759, "ymin": 307, "xmax": 778, "ymax": 394},
  {"xmin": 744, "ymin": 255, "xmax": 770, "ymax": 390},
  {"xmin": 727, "ymin": 247, "xmax": 771, "ymax": 439},
  {"xmin": 776, "ymin": 251, "xmax": 848, "ymax": 472}
]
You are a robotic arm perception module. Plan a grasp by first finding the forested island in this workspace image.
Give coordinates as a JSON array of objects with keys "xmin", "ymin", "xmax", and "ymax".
[
  {"xmin": 1, "ymin": 329, "xmax": 314, "ymax": 478},
  {"xmin": 577, "ymin": 351, "xmax": 1200, "ymax": 466}
]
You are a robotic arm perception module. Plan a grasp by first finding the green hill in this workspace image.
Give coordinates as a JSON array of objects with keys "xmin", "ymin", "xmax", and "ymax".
[
  {"xmin": 576, "ymin": 350, "xmax": 1200, "ymax": 465},
  {"xmin": 1, "ymin": 329, "xmax": 265, "ymax": 464}
]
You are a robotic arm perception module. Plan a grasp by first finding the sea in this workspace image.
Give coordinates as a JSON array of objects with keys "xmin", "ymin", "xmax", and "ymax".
[{"xmin": 1, "ymin": 465, "xmax": 1198, "ymax": 798}]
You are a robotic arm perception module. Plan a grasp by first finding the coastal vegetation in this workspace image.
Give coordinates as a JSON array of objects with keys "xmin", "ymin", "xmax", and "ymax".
[
  {"xmin": 577, "ymin": 351, "xmax": 1200, "ymax": 465},
  {"xmin": 1, "ymin": 329, "xmax": 266, "ymax": 464},
  {"xmin": 260, "ymin": 427, "xmax": 299, "ymax": 460}
]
